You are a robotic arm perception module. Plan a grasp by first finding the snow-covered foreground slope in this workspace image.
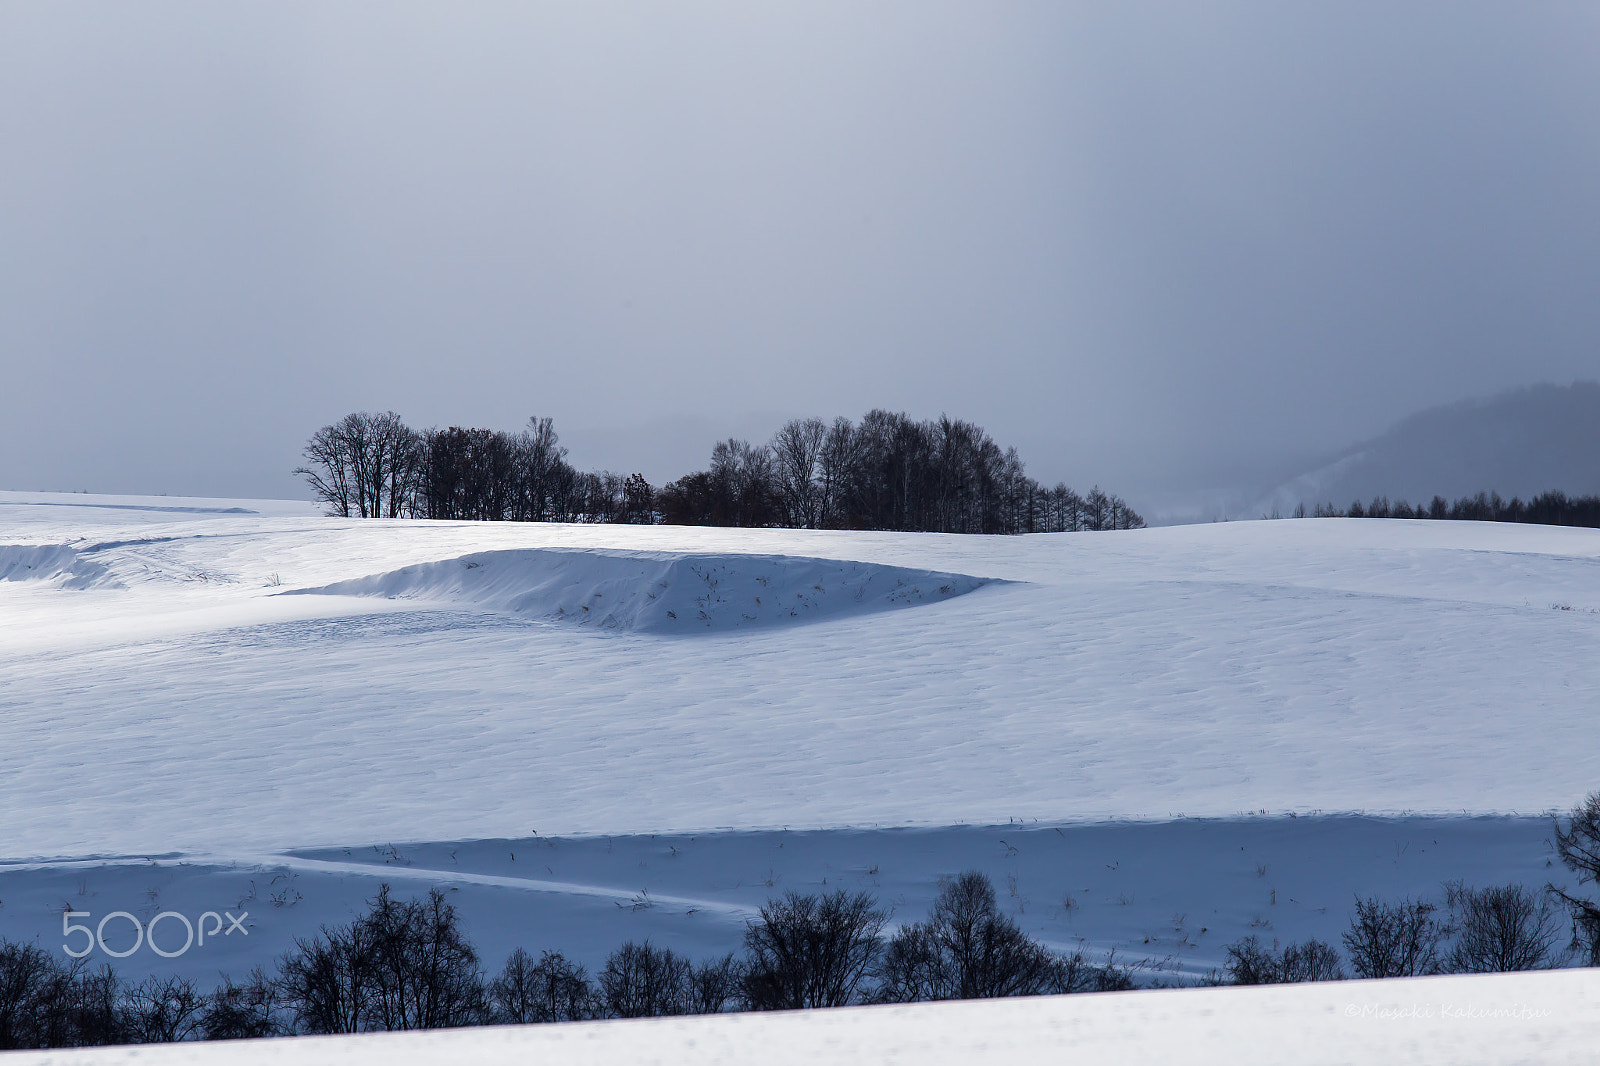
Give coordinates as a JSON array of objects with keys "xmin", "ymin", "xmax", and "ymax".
[
  {"xmin": 3, "ymin": 491, "xmax": 1599, "ymax": 990},
  {"xmin": 9, "ymin": 970, "xmax": 1599, "ymax": 1066}
]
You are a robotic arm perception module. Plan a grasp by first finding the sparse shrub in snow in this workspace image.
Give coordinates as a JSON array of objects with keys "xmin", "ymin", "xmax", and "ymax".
[
  {"xmin": 1444, "ymin": 882, "xmax": 1565, "ymax": 973},
  {"xmin": 1550, "ymin": 791, "xmax": 1600, "ymax": 967},
  {"xmin": 1342, "ymin": 897, "xmax": 1447, "ymax": 979},
  {"xmin": 1223, "ymin": 936, "xmax": 1344, "ymax": 985},
  {"xmin": 740, "ymin": 890, "xmax": 887, "ymax": 1010}
]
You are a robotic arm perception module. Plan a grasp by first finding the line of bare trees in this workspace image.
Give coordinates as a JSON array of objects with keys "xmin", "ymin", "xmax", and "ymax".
[
  {"xmin": 0, "ymin": 873, "xmax": 1130, "ymax": 1049},
  {"xmin": 1207, "ymin": 792, "xmax": 1600, "ymax": 986},
  {"xmin": 294, "ymin": 413, "xmax": 652, "ymax": 524},
  {"xmin": 1223, "ymin": 881, "xmax": 1571, "ymax": 985},
  {"xmin": 295, "ymin": 410, "xmax": 1143, "ymax": 533},
  {"xmin": 659, "ymin": 412, "xmax": 1142, "ymax": 533}
]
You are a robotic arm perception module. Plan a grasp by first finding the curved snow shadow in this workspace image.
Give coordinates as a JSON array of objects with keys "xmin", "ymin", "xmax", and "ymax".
[
  {"xmin": 0, "ymin": 544, "xmax": 121, "ymax": 590},
  {"xmin": 283, "ymin": 548, "xmax": 998, "ymax": 634}
]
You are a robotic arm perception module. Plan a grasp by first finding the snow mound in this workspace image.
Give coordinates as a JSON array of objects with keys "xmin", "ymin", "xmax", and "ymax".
[
  {"xmin": 0, "ymin": 544, "xmax": 119, "ymax": 589},
  {"xmin": 285, "ymin": 548, "xmax": 993, "ymax": 633}
]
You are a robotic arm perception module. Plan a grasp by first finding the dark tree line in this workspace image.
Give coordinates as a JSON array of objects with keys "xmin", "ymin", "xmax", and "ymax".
[
  {"xmin": 1298, "ymin": 490, "xmax": 1600, "ymax": 529},
  {"xmin": 296, "ymin": 411, "xmax": 1143, "ymax": 534},
  {"xmin": 295, "ymin": 413, "xmax": 653, "ymax": 524},
  {"xmin": 659, "ymin": 413, "xmax": 1143, "ymax": 533},
  {"xmin": 1222, "ymin": 880, "xmax": 1569, "ymax": 986},
  {"xmin": 0, "ymin": 873, "xmax": 1130, "ymax": 1050},
  {"xmin": 1212, "ymin": 791, "xmax": 1600, "ymax": 987}
]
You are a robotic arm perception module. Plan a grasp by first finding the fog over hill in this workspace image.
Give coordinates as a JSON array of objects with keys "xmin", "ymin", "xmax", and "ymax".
[{"xmin": 1236, "ymin": 381, "xmax": 1600, "ymax": 519}]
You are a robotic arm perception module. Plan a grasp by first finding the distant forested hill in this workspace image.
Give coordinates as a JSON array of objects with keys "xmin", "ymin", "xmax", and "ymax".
[{"xmin": 1257, "ymin": 381, "xmax": 1600, "ymax": 514}]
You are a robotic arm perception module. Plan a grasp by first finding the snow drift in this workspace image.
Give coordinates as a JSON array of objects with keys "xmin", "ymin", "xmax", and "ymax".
[
  {"xmin": 285, "ymin": 548, "xmax": 994, "ymax": 633},
  {"xmin": 0, "ymin": 544, "xmax": 118, "ymax": 589}
]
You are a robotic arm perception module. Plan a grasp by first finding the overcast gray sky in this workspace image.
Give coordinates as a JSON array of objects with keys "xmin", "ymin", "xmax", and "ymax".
[{"xmin": 2, "ymin": 2, "xmax": 1598, "ymax": 509}]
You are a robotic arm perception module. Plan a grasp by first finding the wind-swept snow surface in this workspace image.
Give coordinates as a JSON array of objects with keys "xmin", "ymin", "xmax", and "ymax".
[
  {"xmin": 4, "ymin": 491, "xmax": 1600, "ymax": 1043},
  {"xmin": 9, "ymin": 970, "xmax": 1598, "ymax": 1065},
  {"xmin": 3, "ymin": 492, "xmax": 1600, "ymax": 859}
]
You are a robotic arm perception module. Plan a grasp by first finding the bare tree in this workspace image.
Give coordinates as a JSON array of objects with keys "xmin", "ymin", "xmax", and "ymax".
[
  {"xmin": 295, "ymin": 412, "xmax": 419, "ymax": 518},
  {"xmin": 1445, "ymin": 882, "xmax": 1564, "ymax": 973},
  {"xmin": 817, "ymin": 416, "xmax": 856, "ymax": 528},
  {"xmin": 295, "ymin": 419, "xmax": 359, "ymax": 517},
  {"xmin": 1343, "ymin": 897, "xmax": 1447, "ymax": 978},
  {"xmin": 598, "ymin": 942, "xmax": 691, "ymax": 1018},
  {"xmin": 278, "ymin": 920, "xmax": 372, "ymax": 1034},
  {"xmin": 1083, "ymin": 486, "xmax": 1111, "ymax": 532},
  {"xmin": 686, "ymin": 954, "xmax": 742, "ymax": 1015},
  {"xmin": 201, "ymin": 968, "xmax": 282, "ymax": 1040},
  {"xmin": 122, "ymin": 976, "xmax": 205, "ymax": 1043},
  {"xmin": 770, "ymin": 418, "xmax": 828, "ymax": 528},
  {"xmin": 877, "ymin": 872, "xmax": 1060, "ymax": 1002},
  {"xmin": 490, "ymin": 949, "xmax": 593, "ymax": 1024},
  {"xmin": 1225, "ymin": 936, "xmax": 1344, "ymax": 984},
  {"xmin": 0, "ymin": 951, "xmax": 125, "ymax": 1050},
  {"xmin": 512, "ymin": 416, "xmax": 568, "ymax": 522},
  {"xmin": 360, "ymin": 886, "xmax": 487, "ymax": 1031},
  {"xmin": 0, "ymin": 942, "xmax": 60, "ymax": 1049},
  {"xmin": 1551, "ymin": 791, "xmax": 1600, "ymax": 966},
  {"xmin": 277, "ymin": 884, "xmax": 485, "ymax": 1034},
  {"xmin": 741, "ymin": 890, "xmax": 886, "ymax": 1010},
  {"xmin": 710, "ymin": 438, "xmax": 779, "ymax": 527},
  {"xmin": 621, "ymin": 474, "xmax": 656, "ymax": 524}
]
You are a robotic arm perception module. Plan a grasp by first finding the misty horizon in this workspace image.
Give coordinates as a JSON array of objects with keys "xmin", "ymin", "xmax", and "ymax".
[{"xmin": 3, "ymin": 3, "xmax": 1598, "ymax": 514}]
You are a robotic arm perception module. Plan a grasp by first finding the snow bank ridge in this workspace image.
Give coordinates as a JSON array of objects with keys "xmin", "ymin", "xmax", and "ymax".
[
  {"xmin": 286, "ymin": 548, "xmax": 994, "ymax": 634},
  {"xmin": 0, "ymin": 545, "xmax": 118, "ymax": 590}
]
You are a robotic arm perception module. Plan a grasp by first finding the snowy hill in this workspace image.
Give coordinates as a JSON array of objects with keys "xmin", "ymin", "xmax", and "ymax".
[
  {"xmin": 6, "ymin": 491, "xmax": 1600, "ymax": 860},
  {"xmin": 3, "ymin": 489, "xmax": 1599, "ymax": 997}
]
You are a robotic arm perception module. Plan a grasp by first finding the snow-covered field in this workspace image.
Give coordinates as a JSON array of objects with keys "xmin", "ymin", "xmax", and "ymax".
[
  {"xmin": 9, "ymin": 969, "xmax": 1599, "ymax": 1065},
  {"xmin": 2, "ymin": 490, "xmax": 1598, "ymax": 1035}
]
